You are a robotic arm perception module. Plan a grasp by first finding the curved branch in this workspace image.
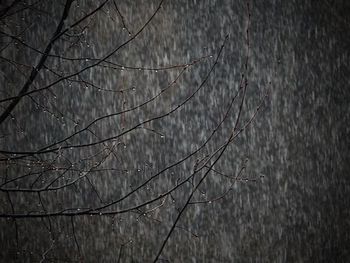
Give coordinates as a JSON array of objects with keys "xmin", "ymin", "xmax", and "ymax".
[{"xmin": 0, "ymin": 0, "xmax": 73, "ymax": 125}]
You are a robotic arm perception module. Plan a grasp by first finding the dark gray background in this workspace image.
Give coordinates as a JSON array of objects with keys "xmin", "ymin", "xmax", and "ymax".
[{"xmin": 0, "ymin": 0, "xmax": 349, "ymax": 262}]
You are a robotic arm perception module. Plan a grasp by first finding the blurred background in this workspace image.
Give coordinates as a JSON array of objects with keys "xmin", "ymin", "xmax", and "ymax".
[{"xmin": 0, "ymin": 0, "xmax": 349, "ymax": 262}]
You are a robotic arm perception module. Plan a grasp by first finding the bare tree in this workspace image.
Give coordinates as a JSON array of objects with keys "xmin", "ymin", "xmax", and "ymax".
[{"xmin": 0, "ymin": 0, "xmax": 266, "ymax": 261}]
